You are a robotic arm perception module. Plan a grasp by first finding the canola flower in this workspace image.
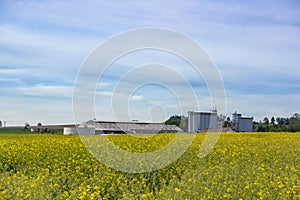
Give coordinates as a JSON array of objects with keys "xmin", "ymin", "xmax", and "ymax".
[{"xmin": 0, "ymin": 132, "xmax": 299, "ymax": 199}]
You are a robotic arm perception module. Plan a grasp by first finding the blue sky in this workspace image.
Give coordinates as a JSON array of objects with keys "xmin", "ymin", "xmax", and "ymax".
[{"xmin": 1, "ymin": 0, "xmax": 300, "ymax": 125}]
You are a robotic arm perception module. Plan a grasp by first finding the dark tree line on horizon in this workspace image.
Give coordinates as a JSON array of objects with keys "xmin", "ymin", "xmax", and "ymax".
[{"xmin": 252, "ymin": 113, "xmax": 300, "ymax": 132}]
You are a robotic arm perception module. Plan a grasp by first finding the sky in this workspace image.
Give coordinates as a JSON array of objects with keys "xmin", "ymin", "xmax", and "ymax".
[{"xmin": 0, "ymin": 0, "xmax": 300, "ymax": 125}]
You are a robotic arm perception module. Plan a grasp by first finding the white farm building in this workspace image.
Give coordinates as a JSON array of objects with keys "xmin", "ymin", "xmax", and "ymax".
[
  {"xmin": 232, "ymin": 112, "xmax": 253, "ymax": 132},
  {"xmin": 64, "ymin": 120, "xmax": 183, "ymax": 135},
  {"xmin": 187, "ymin": 110, "xmax": 221, "ymax": 133}
]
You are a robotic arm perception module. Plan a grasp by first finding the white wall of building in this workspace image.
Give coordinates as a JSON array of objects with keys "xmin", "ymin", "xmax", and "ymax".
[
  {"xmin": 63, "ymin": 127, "xmax": 77, "ymax": 135},
  {"xmin": 232, "ymin": 112, "xmax": 253, "ymax": 132},
  {"xmin": 188, "ymin": 111, "xmax": 218, "ymax": 132},
  {"xmin": 77, "ymin": 127, "xmax": 95, "ymax": 135},
  {"xmin": 64, "ymin": 127, "xmax": 96, "ymax": 135},
  {"xmin": 237, "ymin": 118, "xmax": 253, "ymax": 132}
]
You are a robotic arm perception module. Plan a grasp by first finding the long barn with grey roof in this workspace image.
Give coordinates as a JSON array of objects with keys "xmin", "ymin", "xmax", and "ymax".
[{"xmin": 64, "ymin": 120, "xmax": 183, "ymax": 135}]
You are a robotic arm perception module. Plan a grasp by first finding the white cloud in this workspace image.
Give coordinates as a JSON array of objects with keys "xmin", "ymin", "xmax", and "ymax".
[
  {"xmin": 97, "ymin": 91, "xmax": 113, "ymax": 97},
  {"xmin": 97, "ymin": 82, "xmax": 112, "ymax": 88},
  {"xmin": 16, "ymin": 85, "xmax": 73, "ymax": 98},
  {"xmin": 129, "ymin": 95, "xmax": 143, "ymax": 101},
  {"xmin": 0, "ymin": 68, "xmax": 27, "ymax": 75}
]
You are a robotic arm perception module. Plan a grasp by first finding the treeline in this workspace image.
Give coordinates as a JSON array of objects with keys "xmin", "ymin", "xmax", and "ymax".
[{"xmin": 253, "ymin": 113, "xmax": 300, "ymax": 132}]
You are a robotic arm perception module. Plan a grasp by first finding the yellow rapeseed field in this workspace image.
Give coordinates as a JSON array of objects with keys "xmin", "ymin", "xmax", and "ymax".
[{"xmin": 0, "ymin": 132, "xmax": 299, "ymax": 199}]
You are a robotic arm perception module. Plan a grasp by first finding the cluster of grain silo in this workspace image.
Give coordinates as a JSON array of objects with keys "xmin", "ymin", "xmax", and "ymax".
[{"xmin": 187, "ymin": 110, "xmax": 253, "ymax": 133}]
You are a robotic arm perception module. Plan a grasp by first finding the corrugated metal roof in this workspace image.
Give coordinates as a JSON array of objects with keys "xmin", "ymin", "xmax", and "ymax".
[{"xmin": 79, "ymin": 121, "xmax": 183, "ymax": 133}]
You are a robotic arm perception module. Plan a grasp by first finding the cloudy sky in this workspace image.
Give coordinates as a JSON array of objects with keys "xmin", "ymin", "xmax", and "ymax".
[{"xmin": 1, "ymin": 0, "xmax": 300, "ymax": 125}]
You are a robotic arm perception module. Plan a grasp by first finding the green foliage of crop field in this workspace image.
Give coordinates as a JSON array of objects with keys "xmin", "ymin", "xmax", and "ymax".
[{"xmin": 0, "ymin": 133, "xmax": 299, "ymax": 199}]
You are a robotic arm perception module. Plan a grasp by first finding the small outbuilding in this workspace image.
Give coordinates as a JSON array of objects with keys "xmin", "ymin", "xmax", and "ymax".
[{"xmin": 63, "ymin": 127, "xmax": 78, "ymax": 135}]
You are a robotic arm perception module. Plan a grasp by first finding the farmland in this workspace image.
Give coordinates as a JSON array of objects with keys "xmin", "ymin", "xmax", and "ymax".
[{"xmin": 0, "ymin": 133, "xmax": 299, "ymax": 199}]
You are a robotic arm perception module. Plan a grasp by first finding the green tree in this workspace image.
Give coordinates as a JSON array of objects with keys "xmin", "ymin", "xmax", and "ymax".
[
  {"xmin": 293, "ymin": 113, "xmax": 300, "ymax": 119},
  {"xmin": 271, "ymin": 117, "xmax": 275, "ymax": 124},
  {"xmin": 257, "ymin": 125, "xmax": 266, "ymax": 132},
  {"xmin": 223, "ymin": 117, "xmax": 231, "ymax": 127},
  {"xmin": 165, "ymin": 115, "xmax": 181, "ymax": 127},
  {"xmin": 276, "ymin": 117, "xmax": 284, "ymax": 125},
  {"xmin": 263, "ymin": 117, "xmax": 269, "ymax": 125},
  {"xmin": 288, "ymin": 113, "xmax": 300, "ymax": 132}
]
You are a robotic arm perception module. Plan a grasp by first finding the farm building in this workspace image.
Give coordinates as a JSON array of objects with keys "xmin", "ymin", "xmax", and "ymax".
[
  {"xmin": 188, "ymin": 110, "xmax": 222, "ymax": 133},
  {"xmin": 63, "ymin": 127, "xmax": 95, "ymax": 135},
  {"xmin": 64, "ymin": 120, "xmax": 183, "ymax": 135},
  {"xmin": 232, "ymin": 112, "xmax": 253, "ymax": 132}
]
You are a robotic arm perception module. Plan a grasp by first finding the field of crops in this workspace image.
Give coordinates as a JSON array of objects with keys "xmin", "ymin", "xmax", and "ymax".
[{"xmin": 0, "ymin": 132, "xmax": 299, "ymax": 199}]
